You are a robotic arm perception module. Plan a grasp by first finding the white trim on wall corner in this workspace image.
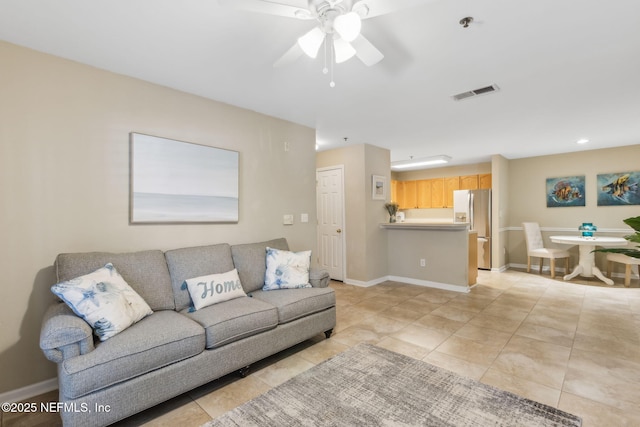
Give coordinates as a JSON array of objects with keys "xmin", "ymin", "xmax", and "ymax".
[
  {"xmin": 0, "ymin": 378, "xmax": 57, "ymax": 403},
  {"xmin": 507, "ymin": 226, "xmax": 631, "ymax": 234}
]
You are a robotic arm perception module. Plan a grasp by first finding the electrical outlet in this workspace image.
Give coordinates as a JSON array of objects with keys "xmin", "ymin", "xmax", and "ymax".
[
  {"xmin": 420, "ymin": 259, "xmax": 426, "ymax": 267},
  {"xmin": 284, "ymin": 141, "xmax": 290, "ymax": 152},
  {"xmin": 283, "ymin": 214, "xmax": 294, "ymax": 225}
]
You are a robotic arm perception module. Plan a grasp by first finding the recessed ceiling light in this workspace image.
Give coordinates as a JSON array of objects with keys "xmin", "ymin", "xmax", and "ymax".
[{"xmin": 576, "ymin": 138, "xmax": 589, "ymax": 144}]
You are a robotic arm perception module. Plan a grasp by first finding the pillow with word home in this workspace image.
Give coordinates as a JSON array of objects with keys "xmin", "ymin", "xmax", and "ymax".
[{"xmin": 183, "ymin": 268, "xmax": 246, "ymax": 311}]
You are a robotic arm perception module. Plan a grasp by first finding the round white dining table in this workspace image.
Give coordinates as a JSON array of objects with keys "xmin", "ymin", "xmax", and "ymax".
[{"xmin": 549, "ymin": 235, "xmax": 628, "ymax": 285}]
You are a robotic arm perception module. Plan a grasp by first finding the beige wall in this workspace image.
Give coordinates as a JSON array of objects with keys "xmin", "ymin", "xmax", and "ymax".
[
  {"xmin": 506, "ymin": 145, "xmax": 640, "ymax": 267},
  {"xmin": 316, "ymin": 144, "xmax": 390, "ymax": 284},
  {"xmin": 0, "ymin": 42, "xmax": 318, "ymax": 394},
  {"xmin": 492, "ymin": 155, "xmax": 510, "ymax": 269}
]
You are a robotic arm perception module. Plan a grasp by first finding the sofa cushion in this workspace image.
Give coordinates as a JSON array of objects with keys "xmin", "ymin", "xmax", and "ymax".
[
  {"xmin": 250, "ymin": 288, "xmax": 336, "ymax": 324},
  {"xmin": 165, "ymin": 244, "xmax": 235, "ymax": 312},
  {"xmin": 183, "ymin": 296, "xmax": 278, "ymax": 349},
  {"xmin": 55, "ymin": 250, "xmax": 174, "ymax": 311},
  {"xmin": 59, "ymin": 310, "xmax": 204, "ymax": 399},
  {"xmin": 230, "ymin": 238, "xmax": 290, "ymax": 293},
  {"xmin": 51, "ymin": 263, "xmax": 153, "ymax": 341}
]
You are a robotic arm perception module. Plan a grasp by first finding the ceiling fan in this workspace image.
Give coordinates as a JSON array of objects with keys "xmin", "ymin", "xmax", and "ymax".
[{"xmin": 219, "ymin": 0, "xmax": 427, "ymax": 71}]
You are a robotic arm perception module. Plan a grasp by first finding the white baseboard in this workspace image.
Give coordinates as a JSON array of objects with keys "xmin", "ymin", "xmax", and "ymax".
[
  {"xmin": 385, "ymin": 276, "xmax": 470, "ymax": 293},
  {"xmin": 344, "ymin": 275, "xmax": 471, "ymax": 293},
  {"xmin": 343, "ymin": 277, "xmax": 388, "ymax": 287},
  {"xmin": 0, "ymin": 378, "xmax": 57, "ymax": 403}
]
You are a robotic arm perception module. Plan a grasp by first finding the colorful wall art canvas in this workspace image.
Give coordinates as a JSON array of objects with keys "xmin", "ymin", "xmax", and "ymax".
[
  {"xmin": 597, "ymin": 171, "xmax": 640, "ymax": 206},
  {"xmin": 130, "ymin": 133, "xmax": 239, "ymax": 223},
  {"xmin": 546, "ymin": 176, "xmax": 585, "ymax": 207}
]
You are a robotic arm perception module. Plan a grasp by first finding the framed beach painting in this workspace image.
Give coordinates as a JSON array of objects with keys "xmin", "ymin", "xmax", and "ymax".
[
  {"xmin": 546, "ymin": 175, "xmax": 585, "ymax": 207},
  {"xmin": 597, "ymin": 171, "xmax": 640, "ymax": 206},
  {"xmin": 130, "ymin": 133, "xmax": 239, "ymax": 223}
]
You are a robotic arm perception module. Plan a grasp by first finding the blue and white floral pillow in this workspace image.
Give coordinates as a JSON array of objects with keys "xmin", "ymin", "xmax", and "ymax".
[
  {"xmin": 263, "ymin": 247, "xmax": 312, "ymax": 290},
  {"xmin": 51, "ymin": 263, "xmax": 153, "ymax": 341},
  {"xmin": 184, "ymin": 269, "xmax": 247, "ymax": 311}
]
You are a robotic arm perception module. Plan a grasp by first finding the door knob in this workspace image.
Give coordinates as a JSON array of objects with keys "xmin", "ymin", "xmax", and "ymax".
[{"xmin": 336, "ymin": 229, "xmax": 342, "ymax": 233}]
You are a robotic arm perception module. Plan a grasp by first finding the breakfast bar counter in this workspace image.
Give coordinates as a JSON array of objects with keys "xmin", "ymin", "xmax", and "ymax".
[{"xmin": 381, "ymin": 221, "xmax": 474, "ymax": 291}]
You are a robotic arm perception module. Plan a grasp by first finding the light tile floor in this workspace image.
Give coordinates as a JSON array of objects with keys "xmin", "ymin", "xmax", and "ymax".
[{"xmin": 4, "ymin": 270, "xmax": 639, "ymax": 427}]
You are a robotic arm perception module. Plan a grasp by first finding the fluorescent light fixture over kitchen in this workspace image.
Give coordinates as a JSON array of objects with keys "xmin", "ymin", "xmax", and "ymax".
[{"xmin": 391, "ymin": 155, "xmax": 452, "ymax": 170}]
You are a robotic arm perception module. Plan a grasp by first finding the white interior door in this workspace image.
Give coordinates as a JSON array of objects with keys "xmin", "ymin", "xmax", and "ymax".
[{"xmin": 316, "ymin": 167, "xmax": 344, "ymax": 281}]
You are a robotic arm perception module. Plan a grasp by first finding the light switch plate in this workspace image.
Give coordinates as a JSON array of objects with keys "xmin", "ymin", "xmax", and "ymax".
[
  {"xmin": 301, "ymin": 213, "xmax": 309, "ymax": 223},
  {"xmin": 283, "ymin": 214, "xmax": 294, "ymax": 225}
]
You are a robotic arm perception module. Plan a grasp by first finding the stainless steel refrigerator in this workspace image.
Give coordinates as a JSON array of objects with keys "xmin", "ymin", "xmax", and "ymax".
[{"xmin": 453, "ymin": 189, "xmax": 491, "ymax": 270}]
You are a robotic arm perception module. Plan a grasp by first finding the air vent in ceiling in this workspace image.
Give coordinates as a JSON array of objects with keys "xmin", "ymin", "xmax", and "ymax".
[{"xmin": 452, "ymin": 84, "xmax": 500, "ymax": 101}]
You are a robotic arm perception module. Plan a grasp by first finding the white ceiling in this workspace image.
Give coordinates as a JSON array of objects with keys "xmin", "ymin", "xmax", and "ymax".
[{"xmin": 2, "ymin": 0, "xmax": 640, "ymax": 167}]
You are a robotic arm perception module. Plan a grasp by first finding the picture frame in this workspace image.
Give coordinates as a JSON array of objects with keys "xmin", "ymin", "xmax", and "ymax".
[
  {"xmin": 545, "ymin": 175, "xmax": 585, "ymax": 207},
  {"xmin": 597, "ymin": 171, "xmax": 640, "ymax": 206},
  {"xmin": 372, "ymin": 175, "xmax": 386, "ymax": 200},
  {"xmin": 130, "ymin": 133, "xmax": 239, "ymax": 223}
]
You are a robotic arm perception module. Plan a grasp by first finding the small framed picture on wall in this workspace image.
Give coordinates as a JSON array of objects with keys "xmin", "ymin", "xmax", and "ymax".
[{"xmin": 372, "ymin": 175, "xmax": 386, "ymax": 200}]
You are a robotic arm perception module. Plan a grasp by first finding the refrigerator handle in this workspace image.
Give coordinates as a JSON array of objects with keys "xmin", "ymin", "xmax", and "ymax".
[{"xmin": 469, "ymin": 192, "xmax": 474, "ymax": 230}]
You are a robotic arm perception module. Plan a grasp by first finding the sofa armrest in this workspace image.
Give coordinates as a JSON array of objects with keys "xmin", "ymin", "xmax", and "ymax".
[
  {"xmin": 309, "ymin": 268, "xmax": 330, "ymax": 288},
  {"xmin": 40, "ymin": 303, "xmax": 95, "ymax": 363}
]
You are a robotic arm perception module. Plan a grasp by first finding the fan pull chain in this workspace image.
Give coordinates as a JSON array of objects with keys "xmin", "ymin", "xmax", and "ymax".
[
  {"xmin": 320, "ymin": 34, "xmax": 335, "ymax": 88},
  {"xmin": 323, "ymin": 34, "xmax": 329, "ymax": 75},
  {"xmin": 329, "ymin": 39, "xmax": 336, "ymax": 88}
]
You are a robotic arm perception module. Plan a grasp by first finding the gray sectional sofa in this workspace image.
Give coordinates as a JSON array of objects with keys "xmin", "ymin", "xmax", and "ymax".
[{"xmin": 39, "ymin": 238, "xmax": 335, "ymax": 427}]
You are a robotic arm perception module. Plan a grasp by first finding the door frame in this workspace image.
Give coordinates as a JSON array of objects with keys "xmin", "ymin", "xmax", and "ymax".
[{"xmin": 316, "ymin": 165, "xmax": 346, "ymax": 281}]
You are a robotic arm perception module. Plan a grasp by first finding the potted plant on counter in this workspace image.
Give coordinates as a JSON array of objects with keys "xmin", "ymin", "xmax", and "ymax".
[{"xmin": 384, "ymin": 202, "xmax": 399, "ymax": 223}]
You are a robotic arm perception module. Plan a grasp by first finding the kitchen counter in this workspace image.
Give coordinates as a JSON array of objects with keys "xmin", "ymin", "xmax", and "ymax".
[
  {"xmin": 382, "ymin": 221, "xmax": 474, "ymax": 291},
  {"xmin": 380, "ymin": 222, "xmax": 468, "ymax": 231}
]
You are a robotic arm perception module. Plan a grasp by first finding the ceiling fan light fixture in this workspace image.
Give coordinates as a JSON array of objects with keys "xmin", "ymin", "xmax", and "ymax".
[
  {"xmin": 298, "ymin": 27, "xmax": 325, "ymax": 58},
  {"xmin": 333, "ymin": 38, "xmax": 356, "ymax": 63},
  {"xmin": 391, "ymin": 155, "xmax": 452, "ymax": 170},
  {"xmin": 334, "ymin": 11, "xmax": 362, "ymax": 42}
]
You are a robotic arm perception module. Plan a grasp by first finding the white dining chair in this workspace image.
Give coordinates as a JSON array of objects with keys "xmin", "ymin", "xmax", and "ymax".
[
  {"xmin": 522, "ymin": 222, "xmax": 570, "ymax": 279},
  {"xmin": 606, "ymin": 253, "xmax": 640, "ymax": 287}
]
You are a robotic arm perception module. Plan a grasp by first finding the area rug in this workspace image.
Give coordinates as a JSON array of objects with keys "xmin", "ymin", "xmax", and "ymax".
[{"xmin": 204, "ymin": 343, "xmax": 581, "ymax": 427}]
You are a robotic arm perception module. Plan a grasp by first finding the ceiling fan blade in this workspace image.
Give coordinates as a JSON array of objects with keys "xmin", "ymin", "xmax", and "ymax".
[
  {"xmin": 218, "ymin": 0, "xmax": 313, "ymax": 19},
  {"xmin": 352, "ymin": 0, "xmax": 430, "ymax": 19},
  {"xmin": 351, "ymin": 34, "xmax": 384, "ymax": 66},
  {"xmin": 273, "ymin": 43, "xmax": 305, "ymax": 68}
]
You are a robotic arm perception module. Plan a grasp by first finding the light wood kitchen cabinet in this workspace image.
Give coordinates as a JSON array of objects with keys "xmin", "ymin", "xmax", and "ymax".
[
  {"xmin": 405, "ymin": 180, "xmax": 418, "ymax": 209},
  {"xmin": 390, "ymin": 180, "xmax": 399, "ymax": 203},
  {"xmin": 459, "ymin": 175, "xmax": 479, "ymax": 190},
  {"xmin": 479, "ymin": 173, "xmax": 492, "ymax": 189},
  {"xmin": 416, "ymin": 180, "xmax": 432, "ymax": 208},
  {"xmin": 468, "ymin": 231, "xmax": 478, "ymax": 285},
  {"xmin": 392, "ymin": 173, "xmax": 491, "ymax": 209},
  {"xmin": 430, "ymin": 178, "xmax": 445, "ymax": 208},
  {"xmin": 444, "ymin": 176, "xmax": 459, "ymax": 207}
]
